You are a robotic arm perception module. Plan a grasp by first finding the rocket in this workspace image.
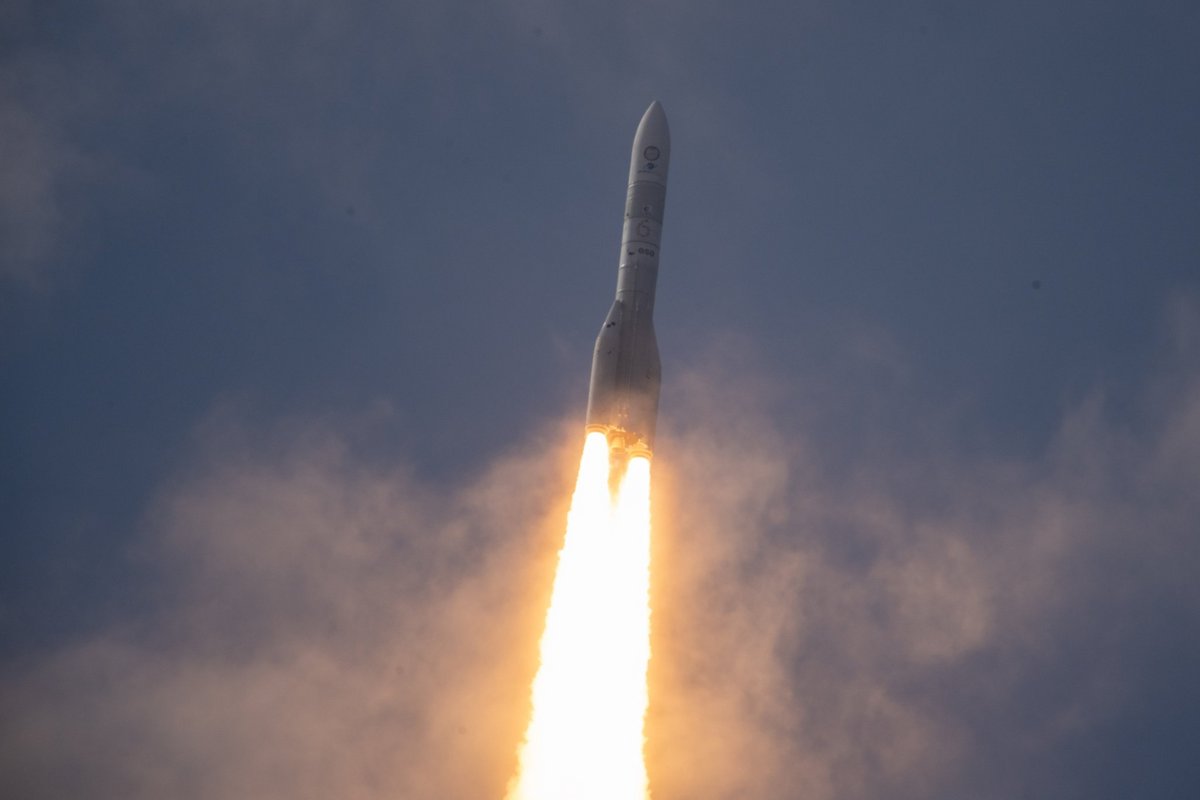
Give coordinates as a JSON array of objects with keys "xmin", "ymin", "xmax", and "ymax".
[{"xmin": 586, "ymin": 101, "xmax": 670, "ymax": 460}]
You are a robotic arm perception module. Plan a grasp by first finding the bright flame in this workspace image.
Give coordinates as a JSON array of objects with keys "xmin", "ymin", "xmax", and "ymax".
[{"xmin": 506, "ymin": 431, "xmax": 653, "ymax": 800}]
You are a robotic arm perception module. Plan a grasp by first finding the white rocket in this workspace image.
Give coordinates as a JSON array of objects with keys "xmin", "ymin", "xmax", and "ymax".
[{"xmin": 586, "ymin": 101, "xmax": 670, "ymax": 459}]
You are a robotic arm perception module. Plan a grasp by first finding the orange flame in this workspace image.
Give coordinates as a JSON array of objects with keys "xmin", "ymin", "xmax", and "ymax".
[{"xmin": 505, "ymin": 432, "xmax": 653, "ymax": 800}]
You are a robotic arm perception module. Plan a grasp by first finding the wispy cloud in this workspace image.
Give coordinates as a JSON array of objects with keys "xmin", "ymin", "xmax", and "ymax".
[
  {"xmin": 648, "ymin": 295, "xmax": 1200, "ymax": 799},
  {"xmin": 1, "ymin": 409, "xmax": 586, "ymax": 798},
  {"xmin": 0, "ymin": 0, "xmax": 763, "ymax": 291},
  {"xmin": 4, "ymin": 299, "xmax": 1197, "ymax": 798},
  {"xmin": 0, "ymin": 70, "xmax": 88, "ymax": 287}
]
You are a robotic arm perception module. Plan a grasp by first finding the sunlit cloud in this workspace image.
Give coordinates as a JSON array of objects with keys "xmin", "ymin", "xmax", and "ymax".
[{"xmin": 4, "ymin": 299, "xmax": 1198, "ymax": 798}]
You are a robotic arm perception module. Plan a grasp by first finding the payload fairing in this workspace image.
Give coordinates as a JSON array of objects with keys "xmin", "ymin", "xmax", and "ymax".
[{"xmin": 586, "ymin": 101, "xmax": 670, "ymax": 459}]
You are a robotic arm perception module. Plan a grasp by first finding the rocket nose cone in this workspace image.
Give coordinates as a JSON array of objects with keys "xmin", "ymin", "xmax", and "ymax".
[
  {"xmin": 630, "ymin": 100, "xmax": 670, "ymax": 184},
  {"xmin": 638, "ymin": 101, "xmax": 670, "ymax": 149}
]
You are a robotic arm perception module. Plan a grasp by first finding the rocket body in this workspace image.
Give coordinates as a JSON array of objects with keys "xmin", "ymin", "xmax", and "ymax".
[{"xmin": 586, "ymin": 101, "xmax": 670, "ymax": 458}]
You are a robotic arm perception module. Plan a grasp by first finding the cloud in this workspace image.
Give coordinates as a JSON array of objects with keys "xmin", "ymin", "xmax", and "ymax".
[
  {"xmin": 0, "ymin": 410, "xmax": 585, "ymax": 799},
  {"xmin": 0, "ymin": 0, "xmax": 764, "ymax": 291},
  {"xmin": 0, "ymin": 69, "xmax": 88, "ymax": 287},
  {"xmin": 646, "ymin": 296, "xmax": 1200, "ymax": 799},
  {"xmin": 3, "ymin": 299, "xmax": 1199, "ymax": 798}
]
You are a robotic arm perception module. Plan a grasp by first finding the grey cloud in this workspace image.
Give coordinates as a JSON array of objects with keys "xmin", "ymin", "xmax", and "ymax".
[
  {"xmin": 0, "ymin": 0, "xmax": 767, "ymax": 293},
  {"xmin": 1, "ymin": 411, "xmax": 586, "ymax": 799},
  {"xmin": 0, "ymin": 74, "xmax": 86, "ymax": 287},
  {"xmin": 647, "ymin": 297, "xmax": 1200, "ymax": 799},
  {"xmin": 4, "ymin": 300, "xmax": 1199, "ymax": 798}
]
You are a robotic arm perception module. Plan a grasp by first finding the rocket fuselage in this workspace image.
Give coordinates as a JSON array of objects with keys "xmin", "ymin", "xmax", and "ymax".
[{"xmin": 586, "ymin": 101, "xmax": 670, "ymax": 458}]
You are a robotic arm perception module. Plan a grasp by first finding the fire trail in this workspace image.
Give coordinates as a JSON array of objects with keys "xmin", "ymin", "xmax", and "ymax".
[{"xmin": 505, "ymin": 432, "xmax": 652, "ymax": 800}]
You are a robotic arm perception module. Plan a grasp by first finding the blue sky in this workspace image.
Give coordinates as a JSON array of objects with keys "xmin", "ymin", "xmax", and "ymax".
[{"xmin": 3, "ymin": 1, "xmax": 1199, "ymax": 797}]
